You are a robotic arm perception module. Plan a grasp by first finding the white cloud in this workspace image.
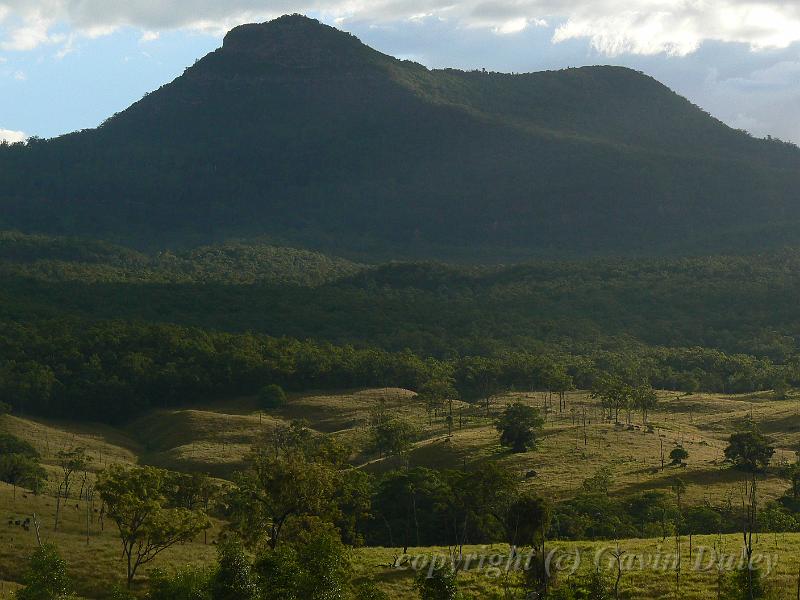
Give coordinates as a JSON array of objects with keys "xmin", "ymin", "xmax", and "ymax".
[
  {"xmin": 551, "ymin": 2, "xmax": 800, "ymax": 56},
  {"xmin": 0, "ymin": 127, "xmax": 26, "ymax": 143},
  {"xmin": 12, "ymin": 68, "xmax": 24, "ymax": 79},
  {"xmin": 139, "ymin": 30, "xmax": 159, "ymax": 43},
  {"xmin": 1, "ymin": 1, "xmax": 800, "ymax": 56},
  {"xmin": 493, "ymin": 18, "xmax": 530, "ymax": 35},
  {"xmin": 0, "ymin": 12, "xmax": 54, "ymax": 50}
]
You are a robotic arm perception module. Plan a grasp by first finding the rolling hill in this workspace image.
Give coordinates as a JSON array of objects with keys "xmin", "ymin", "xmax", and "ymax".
[
  {"xmin": 1, "ymin": 387, "xmax": 798, "ymax": 598},
  {"xmin": 1, "ymin": 15, "xmax": 799, "ymax": 259}
]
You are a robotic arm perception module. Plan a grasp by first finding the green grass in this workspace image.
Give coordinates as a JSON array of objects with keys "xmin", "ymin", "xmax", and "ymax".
[
  {"xmin": 352, "ymin": 535, "xmax": 800, "ymax": 599},
  {"xmin": 0, "ymin": 481, "xmax": 219, "ymax": 599},
  {"xmin": 0, "ymin": 387, "xmax": 798, "ymax": 598}
]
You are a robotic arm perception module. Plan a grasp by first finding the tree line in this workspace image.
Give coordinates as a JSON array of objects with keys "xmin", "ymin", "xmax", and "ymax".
[{"xmin": 0, "ymin": 318, "xmax": 795, "ymax": 424}]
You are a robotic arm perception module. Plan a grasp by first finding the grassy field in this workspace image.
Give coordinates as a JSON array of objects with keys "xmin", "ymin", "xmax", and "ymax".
[
  {"xmin": 0, "ymin": 387, "xmax": 798, "ymax": 598},
  {"xmin": 352, "ymin": 534, "xmax": 800, "ymax": 600}
]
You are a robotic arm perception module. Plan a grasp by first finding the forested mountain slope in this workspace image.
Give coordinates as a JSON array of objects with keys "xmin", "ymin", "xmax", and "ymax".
[{"xmin": 1, "ymin": 15, "xmax": 799, "ymax": 259}]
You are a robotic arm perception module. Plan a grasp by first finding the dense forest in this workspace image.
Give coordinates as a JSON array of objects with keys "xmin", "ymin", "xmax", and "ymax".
[
  {"xmin": 4, "ymin": 231, "xmax": 800, "ymax": 359},
  {"xmin": 0, "ymin": 232, "xmax": 797, "ymax": 422}
]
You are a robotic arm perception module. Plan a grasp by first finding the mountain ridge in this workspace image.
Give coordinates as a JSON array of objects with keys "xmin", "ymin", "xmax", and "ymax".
[{"xmin": 1, "ymin": 14, "xmax": 799, "ymax": 260}]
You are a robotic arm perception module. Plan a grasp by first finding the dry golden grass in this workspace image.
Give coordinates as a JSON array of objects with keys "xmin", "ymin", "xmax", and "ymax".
[
  {"xmin": 0, "ymin": 387, "xmax": 798, "ymax": 598},
  {"xmin": 129, "ymin": 408, "xmax": 283, "ymax": 475},
  {"xmin": 0, "ymin": 415, "xmax": 139, "ymax": 472},
  {"xmin": 401, "ymin": 390, "xmax": 794, "ymax": 505}
]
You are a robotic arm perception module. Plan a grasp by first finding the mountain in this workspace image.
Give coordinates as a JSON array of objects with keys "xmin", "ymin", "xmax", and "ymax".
[{"xmin": 1, "ymin": 14, "xmax": 799, "ymax": 260}]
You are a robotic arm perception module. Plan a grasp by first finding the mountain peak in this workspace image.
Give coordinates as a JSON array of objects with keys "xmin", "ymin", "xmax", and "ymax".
[
  {"xmin": 5, "ymin": 16, "xmax": 800, "ymax": 258},
  {"xmin": 221, "ymin": 14, "xmax": 379, "ymax": 67}
]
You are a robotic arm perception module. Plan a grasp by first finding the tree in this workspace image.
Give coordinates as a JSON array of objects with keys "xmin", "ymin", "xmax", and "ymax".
[
  {"xmin": 503, "ymin": 493, "xmax": 551, "ymax": 597},
  {"xmin": 0, "ymin": 400, "xmax": 10, "ymax": 416},
  {"xmin": 0, "ymin": 453, "xmax": 46, "ymax": 499},
  {"xmin": 772, "ymin": 378, "xmax": 789, "ymax": 400},
  {"xmin": 724, "ymin": 421, "xmax": 773, "ymax": 600},
  {"xmin": 0, "ymin": 433, "xmax": 39, "ymax": 458},
  {"xmin": 165, "ymin": 471, "xmax": 217, "ymax": 544},
  {"xmin": 684, "ymin": 505, "xmax": 722, "ymax": 536},
  {"xmin": 210, "ymin": 536, "xmax": 258, "ymax": 600},
  {"xmin": 331, "ymin": 468, "xmax": 373, "ymax": 546},
  {"xmin": 759, "ymin": 505, "xmax": 797, "ymax": 548},
  {"xmin": 503, "ymin": 493, "xmax": 550, "ymax": 548},
  {"xmin": 254, "ymin": 519, "xmax": 353, "ymax": 600},
  {"xmin": 54, "ymin": 447, "xmax": 90, "ymax": 531},
  {"xmin": 454, "ymin": 357, "xmax": 504, "ymax": 417},
  {"xmin": 259, "ymin": 384, "xmax": 287, "ymax": 409},
  {"xmin": 632, "ymin": 383, "xmax": 658, "ymax": 423},
  {"xmin": 541, "ymin": 362, "xmax": 573, "ymax": 412},
  {"xmin": 417, "ymin": 379, "xmax": 456, "ymax": 430},
  {"xmin": 669, "ymin": 446, "xmax": 689, "ymax": 465},
  {"xmin": 787, "ymin": 458, "xmax": 800, "ymax": 501},
  {"xmin": 16, "ymin": 544, "xmax": 75, "ymax": 600},
  {"xmin": 671, "ymin": 477, "xmax": 687, "ymax": 597},
  {"xmin": 96, "ymin": 465, "xmax": 210, "ymax": 588},
  {"xmin": 724, "ymin": 422, "xmax": 775, "ymax": 472},
  {"xmin": 447, "ymin": 464, "xmax": 519, "ymax": 553},
  {"xmin": 371, "ymin": 468, "xmax": 450, "ymax": 552},
  {"xmin": 370, "ymin": 418, "xmax": 417, "ymax": 460},
  {"xmin": 684, "ymin": 504, "xmax": 721, "ymax": 562},
  {"xmin": 166, "ymin": 471, "xmax": 216, "ymax": 511},
  {"xmin": 270, "ymin": 420, "xmax": 314, "ymax": 458},
  {"xmin": 228, "ymin": 451, "xmax": 336, "ymax": 549},
  {"xmin": 495, "ymin": 403, "xmax": 544, "ymax": 453},
  {"xmin": 0, "ymin": 360, "xmax": 56, "ymax": 416},
  {"xmin": 591, "ymin": 373, "xmax": 631, "ymax": 423}
]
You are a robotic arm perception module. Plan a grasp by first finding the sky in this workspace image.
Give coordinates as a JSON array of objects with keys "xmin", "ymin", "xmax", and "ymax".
[{"xmin": 1, "ymin": 1, "xmax": 799, "ymax": 145}]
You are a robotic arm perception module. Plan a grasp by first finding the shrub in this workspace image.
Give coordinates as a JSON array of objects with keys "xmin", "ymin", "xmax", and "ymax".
[
  {"xmin": 722, "ymin": 567, "xmax": 770, "ymax": 600},
  {"xmin": 147, "ymin": 567, "xmax": 212, "ymax": 600},
  {"xmin": 210, "ymin": 537, "xmax": 257, "ymax": 600},
  {"xmin": 669, "ymin": 446, "xmax": 689, "ymax": 465},
  {"xmin": 15, "ymin": 544, "xmax": 74, "ymax": 600},
  {"xmin": 353, "ymin": 580, "xmax": 389, "ymax": 600},
  {"xmin": 414, "ymin": 564, "xmax": 460, "ymax": 600},
  {"xmin": 259, "ymin": 384, "xmax": 287, "ymax": 409},
  {"xmin": 107, "ymin": 586, "xmax": 136, "ymax": 600},
  {"xmin": 496, "ymin": 402, "xmax": 544, "ymax": 453},
  {"xmin": 255, "ymin": 519, "xmax": 352, "ymax": 600},
  {"xmin": 0, "ymin": 433, "xmax": 39, "ymax": 458}
]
